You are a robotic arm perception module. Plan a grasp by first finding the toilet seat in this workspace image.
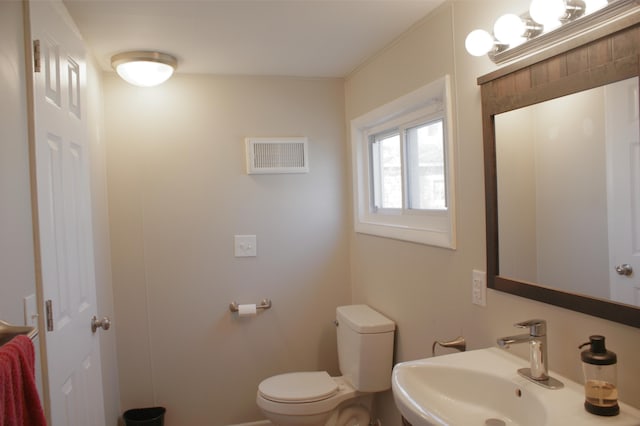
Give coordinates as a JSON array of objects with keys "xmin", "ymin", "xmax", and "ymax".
[
  {"xmin": 258, "ymin": 371, "xmax": 339, "ymax": 403},
  {"xmin": 256, "ymin": 374, "xmax": 360, "ymax": 418}
]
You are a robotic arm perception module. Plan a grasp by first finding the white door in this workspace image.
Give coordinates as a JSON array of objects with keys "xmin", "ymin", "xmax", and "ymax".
[
  {"xmin": 606, "ymin": 77, "xmax": 640, "ymax": 307},
  {"xmin": 29, "ymin": 1, "xmax": 107, "ymax": 425}
]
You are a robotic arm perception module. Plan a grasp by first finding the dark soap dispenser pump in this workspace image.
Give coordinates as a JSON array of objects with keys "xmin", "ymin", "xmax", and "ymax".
[{"xmin": 579, "ymin": 335, "xmax": 619, "ymax": 416}]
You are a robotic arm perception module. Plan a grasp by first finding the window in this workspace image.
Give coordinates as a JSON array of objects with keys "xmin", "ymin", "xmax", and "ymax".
[
  {"xmin": 351, "ymin": 76, "xmax": 456, "ymax": 248},
  {"xmin": 370, "ymin": 118, "xmax": 446, "ymax": 212}
]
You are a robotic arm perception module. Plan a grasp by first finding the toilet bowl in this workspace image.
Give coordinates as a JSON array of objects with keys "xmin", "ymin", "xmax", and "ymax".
[
  {"xmin": 256, "ymin": 373, "xmax": 370, "ymax": 426},
  {"xmin": 256, "ymin": 305, "xmax": 395, "ymax": 426}
]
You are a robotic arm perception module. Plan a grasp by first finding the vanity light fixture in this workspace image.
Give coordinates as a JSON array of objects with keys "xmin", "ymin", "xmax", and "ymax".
[
  {"xmin": 464, "ymin": 0, "xmax": 630, "ymax": 63},
  {"xmin": 111, "ymin": 51, "xmax": 177, "ymax": 87},
  {"xmin": 529, "ymin": 0, "xmax": 567, "ymax": 30},
  {"xmin": 493, "ymin": 14, "xmax": 542, "ymax": 47}
]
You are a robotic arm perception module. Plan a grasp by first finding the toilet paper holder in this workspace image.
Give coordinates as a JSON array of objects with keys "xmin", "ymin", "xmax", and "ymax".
[{"xmin": 229, "ymin": 299, "xmax": 272, "ymax": 313}]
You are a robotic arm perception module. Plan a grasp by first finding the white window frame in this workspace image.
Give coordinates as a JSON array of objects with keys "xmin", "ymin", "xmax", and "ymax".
[{"xmin": 350, "ymin": 75, "xmax": 456, "ymax": 248}]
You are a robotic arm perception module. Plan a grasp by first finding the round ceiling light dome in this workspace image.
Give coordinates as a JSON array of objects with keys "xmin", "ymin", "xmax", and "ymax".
[{"xmin": 111, "ymin": 51, "xmax": 178, "ymax": 87}]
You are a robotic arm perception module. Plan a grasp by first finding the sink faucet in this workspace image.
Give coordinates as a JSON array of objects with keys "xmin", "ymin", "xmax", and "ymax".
[{"xmin": 497, "ymin": 319, "xmax": 563, "ymax": 389}]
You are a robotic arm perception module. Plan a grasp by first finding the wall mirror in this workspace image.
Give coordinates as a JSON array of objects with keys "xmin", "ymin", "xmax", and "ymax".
[{"xmin": 480, "ymin": 17, "xmax": 640, "ymax": 328}]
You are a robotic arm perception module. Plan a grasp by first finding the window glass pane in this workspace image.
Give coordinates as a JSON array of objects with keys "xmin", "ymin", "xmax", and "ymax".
[
  {"xmin": 406, "ymin": 120, "xmax": 446, "ymax": 210},
  {"xmin": 371, "ymin": 132, "xmax": 402, "ymax": 209}
]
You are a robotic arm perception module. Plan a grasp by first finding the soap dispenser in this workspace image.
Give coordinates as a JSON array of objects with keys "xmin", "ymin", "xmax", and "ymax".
[{"xmin": 579, "ymin": 335, "xmax": 619, "ymax": 416}]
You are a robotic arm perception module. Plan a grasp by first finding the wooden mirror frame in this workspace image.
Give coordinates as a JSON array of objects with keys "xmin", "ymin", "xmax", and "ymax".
[{"xmin": 479, "ymin": 16, "xmax": 640, "ymax": 328}]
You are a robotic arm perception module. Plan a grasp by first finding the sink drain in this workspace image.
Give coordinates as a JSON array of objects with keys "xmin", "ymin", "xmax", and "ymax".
[{"xmin": 485, "ymin": 419, "xmax": 506, "ymax": 426}]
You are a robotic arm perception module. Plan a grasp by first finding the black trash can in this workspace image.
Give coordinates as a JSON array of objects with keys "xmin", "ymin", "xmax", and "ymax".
[{"xmin": 123, "ymin": 407, "xmax": 166, "ymax": 426}]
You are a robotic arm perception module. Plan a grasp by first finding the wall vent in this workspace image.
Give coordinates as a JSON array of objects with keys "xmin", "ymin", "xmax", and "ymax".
[{"xmin": 245, "ymin": 137, "xmax": 309, "ymax": 174}]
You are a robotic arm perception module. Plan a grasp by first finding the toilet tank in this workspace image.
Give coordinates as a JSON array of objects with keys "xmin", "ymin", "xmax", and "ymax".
[{"xmin": 336, "ymin": 305, "xmax": 395, "ymax": 392}]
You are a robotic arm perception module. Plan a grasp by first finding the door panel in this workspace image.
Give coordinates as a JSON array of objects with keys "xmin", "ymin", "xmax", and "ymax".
[
  {"xmin": 606, "ymin": 77, "xmax": 640, "ymax": 307},
  {"xmin": 29, "ymin": 1, "xmax": 106, "ymax": 424}
]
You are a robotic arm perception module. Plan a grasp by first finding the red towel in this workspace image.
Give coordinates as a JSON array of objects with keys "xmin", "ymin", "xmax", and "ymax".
[{"xmin": 0, "ymin": 335, "xmax": 47, "ymax": 426}]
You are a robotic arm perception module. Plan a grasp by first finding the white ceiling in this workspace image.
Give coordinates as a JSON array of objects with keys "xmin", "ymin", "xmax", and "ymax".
[{"xmin": 63, "ymin": 0, "xmax": 447, "ymax": 78}]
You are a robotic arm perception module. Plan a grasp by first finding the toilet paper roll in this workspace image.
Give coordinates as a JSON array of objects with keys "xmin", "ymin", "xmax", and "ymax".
[{"xmin": 238, "ymin": 304, "xmax": 257, "ymax": 316}]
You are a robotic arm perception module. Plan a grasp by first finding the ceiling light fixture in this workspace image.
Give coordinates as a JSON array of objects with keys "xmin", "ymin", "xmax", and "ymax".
[
  {"xmin": 111, "ymin": 51, "xmax": 178, "ymax": 87},
  {"xmin": 464, "ymin": 0, "xmax": 634, "ymax": 64}
]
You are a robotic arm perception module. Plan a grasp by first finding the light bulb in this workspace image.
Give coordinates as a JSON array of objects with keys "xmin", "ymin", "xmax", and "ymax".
[
  {"xmin": 111, "ymin": 51, "xmax": 178, "ymax": 87},
  {"xmin": 530, "ymin": 0, "xmax": 566, "ymax": 30},
  {"xmin": 584, "ymin": 0, "xmax": 608, "ymax": 14},
  {"xmin": 465, "ymin": 29, "xmax": 495, "ymax": 57},
  {"xmin": 116, "ymin": 61, "xmax": 175, "ymax": 87},
  {"xmin": 494, "ymin": 14, "xmax": 526, "ymax": 45}
]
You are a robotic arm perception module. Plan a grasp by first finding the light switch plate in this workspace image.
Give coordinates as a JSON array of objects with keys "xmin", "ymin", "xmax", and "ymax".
[{"xmin": 235, "ymin": 235, "xmax": 257, "ymax": 257}]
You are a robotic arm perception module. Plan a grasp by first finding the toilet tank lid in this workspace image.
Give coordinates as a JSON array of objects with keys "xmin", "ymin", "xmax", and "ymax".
[{"xmin": 336, "ymin": 305, "xmax": 395, "ymax": 333}]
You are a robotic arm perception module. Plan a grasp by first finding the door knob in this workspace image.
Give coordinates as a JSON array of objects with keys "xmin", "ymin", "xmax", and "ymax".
[
  {"xmin": 615, "ymin": 264, "xmax": 633, "ymax": 276},
  {"xmin": 91, "ymin": 316, "xmax": 111, "ymax": 333}
]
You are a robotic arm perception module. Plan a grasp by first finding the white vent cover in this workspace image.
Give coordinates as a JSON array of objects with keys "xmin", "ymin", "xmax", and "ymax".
[{"xmin": 245, "ymin": 137, "xmax": 309, "ymax": 174}]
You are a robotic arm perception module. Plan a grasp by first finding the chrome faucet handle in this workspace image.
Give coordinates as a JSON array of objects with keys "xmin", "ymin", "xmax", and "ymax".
[{"xmin": 514, "ymin": 319, "xmax": 546, "ymax": 336}]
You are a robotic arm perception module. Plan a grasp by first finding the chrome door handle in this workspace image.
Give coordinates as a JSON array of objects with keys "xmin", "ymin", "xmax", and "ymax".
[
  {"xmin": 91, "ymin": 316, "xmax": 111, "ymax": 333},
  {"xmin": 615, "ymin": 264, "xmax": 633, "ymax": 276}
]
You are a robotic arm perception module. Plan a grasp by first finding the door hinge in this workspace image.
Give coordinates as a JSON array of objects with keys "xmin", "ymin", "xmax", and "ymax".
[
  {"xmin": 33, "ymin": 40, "xmax": 41, "ymax": 73},
  {"xmin": 45, "ymin": 300, "xmax": 54, "ymax": 331}
]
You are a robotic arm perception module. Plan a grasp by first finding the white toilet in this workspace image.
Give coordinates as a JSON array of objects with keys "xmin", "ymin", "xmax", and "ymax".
[{"xmin": 256, "ymin": 304, "xmax": 395, "ymax": 426}]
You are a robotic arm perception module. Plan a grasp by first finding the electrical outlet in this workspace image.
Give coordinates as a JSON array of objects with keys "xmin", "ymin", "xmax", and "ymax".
[{"xmin": 472, "ymin": 269, "xmax": 487, "ymax": 307}]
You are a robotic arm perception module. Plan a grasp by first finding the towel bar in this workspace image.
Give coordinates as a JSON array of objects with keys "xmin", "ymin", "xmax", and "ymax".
[
  {"xmin": 0, "ymin": 320, "xmax": 38, "ymax": 347},
  {"xmin": 229, "ymin": 299, "xmax": 272, "ymax": 313}
]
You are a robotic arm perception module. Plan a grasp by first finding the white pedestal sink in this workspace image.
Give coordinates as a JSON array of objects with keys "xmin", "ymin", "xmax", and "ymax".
[{"xmin": 392, "ymin": 348, "xmax": 640, "ymax": 426}]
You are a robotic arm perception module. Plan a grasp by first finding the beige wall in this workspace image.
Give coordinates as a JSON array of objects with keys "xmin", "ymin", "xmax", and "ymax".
[
  {"xmin": 495, "ymin": 106, "xmax": 538, "ymax": 283},
  {"xmin": 346, "ymin": 1, "xmax": 640, "ymax": 425},
  {"xmin": 87, "ymin": 52, "xmax": 122, "ymax": 425},
  {"xmin": 104, "ymin": 74, "xmax": 351, "ymax": 424},
  {"xmin": 0, "ymin": 0, "xmax": 44, "ymax": 403},
  {"xmin": 0, "ymin": 0, "xmax": 35, "ymax": 328}
]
